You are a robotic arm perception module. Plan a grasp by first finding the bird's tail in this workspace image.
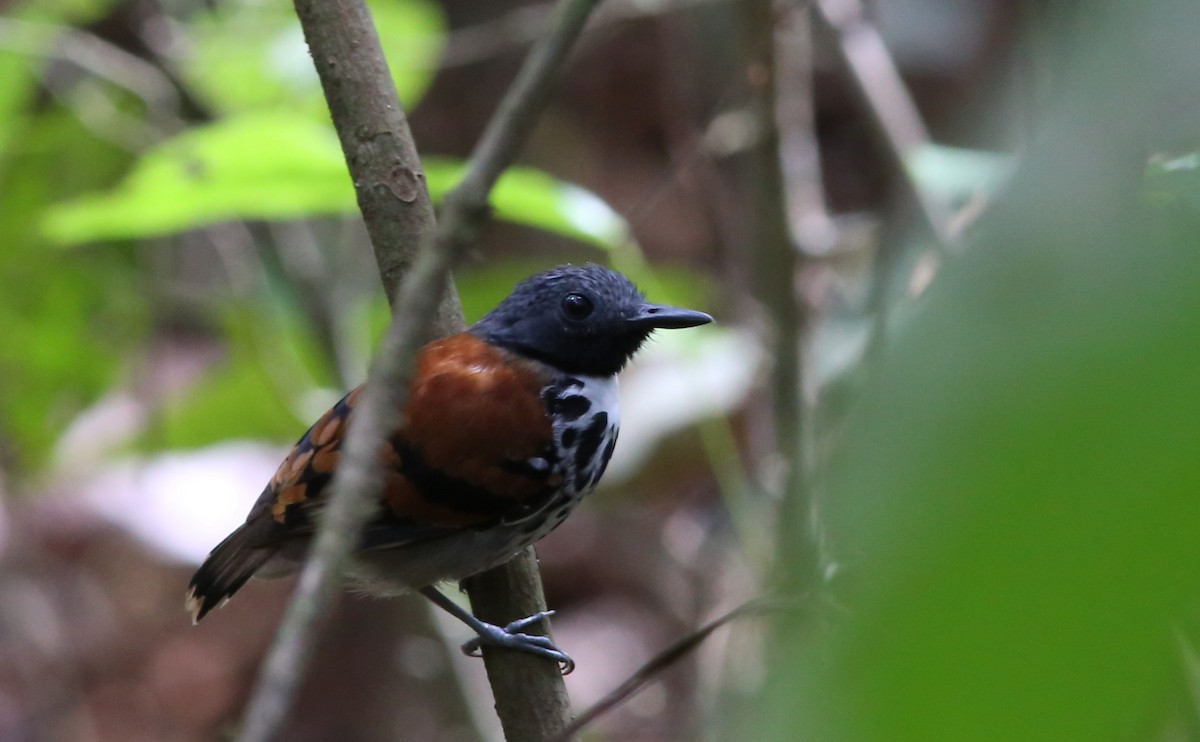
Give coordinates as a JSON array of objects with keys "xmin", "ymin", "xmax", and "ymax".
[{"xmin": 185, "ymin": 524, "xmax": 274, "ymax": 623}]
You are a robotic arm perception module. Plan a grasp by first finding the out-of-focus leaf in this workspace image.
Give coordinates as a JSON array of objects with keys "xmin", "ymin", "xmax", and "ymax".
[
  {"xmin": 0, "ymin": 0, "xmax": 129, "ymax": 143},
  {"xmin": 761, "ymin": 2, "xmax": 1200, "ymax": 739},
  {"xmin": 1145, "ymin": 151, "xmax": 1200, "ymax": 215},
  {"xmin": 43, "ymin": 121, "xmax": 631, "ymax": 250},
  {"xmin": 0, "ymin": 102, "xmax": 141, "ymax": 472},
  {"xmin": 907, "ymin": 143, "xmax": 1013, "ymax": 206},
  {"xmin": 42, "ymin": 113, "xmax": 354, "ymax": 244},
  {"xmin": 423, "ymin": 157, "xmax": 628, "ymax": 249},
  {"xmin": 11, "ymin": 0, "xmax": 122, "ymax": 25},
  {"xmin": 608, "ymin": 326, "xmax": 756, "ymax": 483},
  {"xmin": 183, "ymin": 0, "xmax": 444, "ymax": 117},
  {"xmin": 371, "ymin": 0, "xmax": 445, "ymax": 106},
  {"xmin": 149, "ymin": 303, "xmax": 328, "ymax": 450},
  {"xmin": 0, "ymin": 36, "xmax": 41, "ymax": 155},
  {"xmin": 154, "ymin": 357, "xmax": 299, "ymax": 449}
]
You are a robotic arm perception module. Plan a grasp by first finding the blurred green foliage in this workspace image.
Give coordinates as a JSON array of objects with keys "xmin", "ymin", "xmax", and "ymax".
[
  {"xmin": 0, "ymin": 0, "xmax": 640, "ymax": 475},
  {"xmin": 907, "ymin": 144, "xmax": 1012, "ymax": 209},
  {"xmin": 0, "ymin": 91, "xmax": 144, "ymax": 474},
  {"xmin": 42, "ymin": 111, "xmax": 626, "ymax": 247},
  {"xmin": 181, "ymin": 0, "xmax": 443, "ymax": 117},
  {"xmin": 760, "ymin": 1, "xmax": 1200, "ymax": 739},
  {"xmin": 42, "ymin": 113, "xmax": 355, "ymax": 241}
]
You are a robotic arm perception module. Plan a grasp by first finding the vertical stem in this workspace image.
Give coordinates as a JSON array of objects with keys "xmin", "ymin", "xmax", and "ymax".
[
  {"xmin": 463, "ymin": 552, "xmax": 574, "ymax": 741},
  {"xmin": 742, "ymin": 0, "xmax": 820, "ymax": 592}
]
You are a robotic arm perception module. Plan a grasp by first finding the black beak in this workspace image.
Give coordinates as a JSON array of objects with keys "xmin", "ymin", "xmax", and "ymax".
[{"xmin": 627, "ymin": 303, "xmax": 714, "ymax": 330}]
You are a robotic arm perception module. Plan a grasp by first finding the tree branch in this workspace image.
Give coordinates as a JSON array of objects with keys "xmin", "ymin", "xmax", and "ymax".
[
  {"xmin": 449, "ymin": 2, "xmax": 607, "ymax": 738},
  {"xmin": 237, "ymin": 2, "xmax": 456, "ymax": 739},
  {"xmin": 237, "ymin": 0, "xmax": 605, "ymax": 740}
]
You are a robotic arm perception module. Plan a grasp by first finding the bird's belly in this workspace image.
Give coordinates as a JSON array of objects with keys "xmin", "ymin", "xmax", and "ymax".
[{"xmin": 346, "ymin": 526, "xmax": 533, "ymax": 595}]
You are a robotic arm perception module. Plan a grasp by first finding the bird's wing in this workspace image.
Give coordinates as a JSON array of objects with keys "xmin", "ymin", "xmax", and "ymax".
[{"xmin": 247, "ymin": 333, "xmax": 560, "ymax": 550}]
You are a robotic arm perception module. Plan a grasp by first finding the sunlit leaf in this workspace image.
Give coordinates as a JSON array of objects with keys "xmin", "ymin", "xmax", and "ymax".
[
  {"xmin": 42, "ymin": 113, "xmax": 354, "ymax": 243},
  {"xmin": 43, "ymin": 115, "xmax": 630, "ymax": 249},
  {"xmin": 424, "ymin": 157, "xmax": 628, "ymax": 249},
  {"xmin": 149, "ymin": 303, "xmax": 329, "ymax": 450}
]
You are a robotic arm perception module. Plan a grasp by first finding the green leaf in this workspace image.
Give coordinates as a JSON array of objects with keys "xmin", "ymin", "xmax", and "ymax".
[
  {"xmin": 43, "ymin": 116, "xmax": 630, "ymax": 250},
  {"xmin": 149, "ymin": 303, "xmax": 329, "ymax": 450},
  {"xmin": 0, "ymin": 100, "xmax": 143, "ymax": 472},
  {"xmin": 42, "ymin": 112, "xmax": 354, "ymax": 244},
  {"xmin": 154, "ymin": 355, "xmax": 301, "ymax": 450},
  {"xmin": 424, "ymin": 157, "xmax": 628, "ymax": 249},
  {"xmin": 372, "ymin": 0, "xmax": 445, "ymax": 108},
  {"xmin": 182, "ymin": 0, "xmax": 445, "ymax": 117}
]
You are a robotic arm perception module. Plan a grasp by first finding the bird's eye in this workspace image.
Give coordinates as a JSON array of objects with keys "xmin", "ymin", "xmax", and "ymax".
[{"xmin": 561, "ymin": 292, "xmax": 594, "ymax": 320}]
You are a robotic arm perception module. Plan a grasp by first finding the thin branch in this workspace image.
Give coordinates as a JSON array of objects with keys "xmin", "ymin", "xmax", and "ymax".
[
  {"xmin": 743, "ymin": 0, "xmax": 819, "ymax": 595},
  {"xmin": 0, "ymin": 18, "xmax": 183, "ymax": 118},
  {"xmin": 237, "ymin": 0, "xmax": 606, "ymax": 740},
  {"xmin": 290, "ymin": 0, "xmax": 460, "ymax": 322},
  {"xmin": 237, "ymin": 0, "xmax": 452, "ymax": 737},
  {"xmin": 439, "ymin": 0, "xmax": 728, "ymax": 68},
  {"xmin": 813, "ymin": 0, "xmax": 958, "ymax": 248},
  {"xmin": 545, "ymin": 599, "xmax": 789, "ymax": 742},
  {"xmin": 774, "ymin": 8, "xmax": 837, "ymax": 257},
  {"xmin": 450, "ymin": 1, "xmax": 609, "ymax": 737},
  {"xmin": 811, "ymin": 0, "xmax": 958, "ymax": 395}
]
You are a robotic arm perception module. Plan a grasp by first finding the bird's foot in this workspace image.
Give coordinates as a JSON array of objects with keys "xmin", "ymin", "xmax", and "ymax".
[{"xmin": 460, "ymin": 610, "xmax": 575, "ymax": 674}]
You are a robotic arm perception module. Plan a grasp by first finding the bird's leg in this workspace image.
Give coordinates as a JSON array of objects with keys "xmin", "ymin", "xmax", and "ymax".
[{"xmin": 419, "ymin": 585, "xmax": 575, "ymax": 674}]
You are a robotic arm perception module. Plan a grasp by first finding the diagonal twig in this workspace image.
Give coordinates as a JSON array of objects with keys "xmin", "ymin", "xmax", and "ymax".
[
  {"xmin": 546, "ymin": 598, "xmax": 790, "ymax": 742},
  {"xmin": 813, "ymin": 0, "xmax": 957, "ymax": 249}
]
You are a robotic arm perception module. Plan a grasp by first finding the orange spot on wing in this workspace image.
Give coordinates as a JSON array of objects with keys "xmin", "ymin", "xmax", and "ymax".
[
  {"xmin": 309, "ymin": 410, "xmax": 344, "ymax": 447},
  {"xmin": 272, "ymin": 483, "xmax": 309, "ymax": 523},
  {"xmin": 311, "ymin": 445, "xmax": 340, "ymax": 474}
]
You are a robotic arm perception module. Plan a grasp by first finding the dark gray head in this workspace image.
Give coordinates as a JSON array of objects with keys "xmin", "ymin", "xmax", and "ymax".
[{"xmin": 471, "ymin": 264, "xmax": 713, "ymax": 377}]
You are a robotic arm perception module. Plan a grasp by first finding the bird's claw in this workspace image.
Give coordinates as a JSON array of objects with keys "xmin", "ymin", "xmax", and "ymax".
[{"xmin": 460, "ymin": 610, "xmax": 575, "ymax": 674}]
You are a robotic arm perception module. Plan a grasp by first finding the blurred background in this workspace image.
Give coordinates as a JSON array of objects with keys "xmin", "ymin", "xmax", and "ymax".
[{"xmin": 2, "ymin": 0, "xmax": 1199, "ymax": 740}]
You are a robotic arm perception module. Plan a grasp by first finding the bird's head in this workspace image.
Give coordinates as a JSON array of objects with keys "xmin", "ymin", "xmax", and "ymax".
[{"xmin": 471, "ymin": 264, "xmax": 713, "ymax": 377}]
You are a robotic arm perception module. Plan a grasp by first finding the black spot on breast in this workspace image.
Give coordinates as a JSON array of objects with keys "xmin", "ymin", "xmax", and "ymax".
[
  {"xmin": 561, "ymin": 427, "xmax": 577, "ymax": 449},
  {"xmin": 574, "ymin": 413, "xmax": 608, "ymax": 468},
  {"xmin": 555, "ymin": 395, "xmax": 590, "ymax": 421},
  {"xmin": 573, "ymin": 413, "xmax": 608, "ymax": 490},
  {"xmin": 591, "ymin": 433, "xmax": 618, "ymax": 487}
]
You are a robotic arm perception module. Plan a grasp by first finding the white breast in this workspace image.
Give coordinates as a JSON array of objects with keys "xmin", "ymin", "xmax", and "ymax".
[{"xmin": 545, "ymin": 374, "xmax": 620, "ymax": 497}]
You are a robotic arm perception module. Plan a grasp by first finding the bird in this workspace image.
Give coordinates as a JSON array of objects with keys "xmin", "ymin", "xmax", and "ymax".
[{"xmin": 185, "ymin": 264, "xmax": 712, "ymax": 672}]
